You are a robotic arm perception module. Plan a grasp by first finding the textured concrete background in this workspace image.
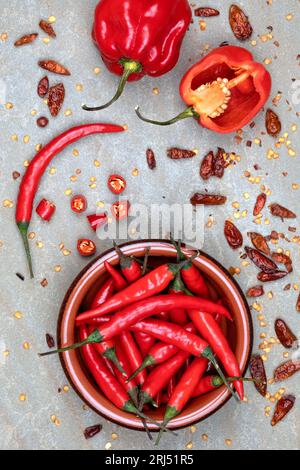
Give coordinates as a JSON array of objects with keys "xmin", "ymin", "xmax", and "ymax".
[{"xmin": 1, "ymin": 0, "xmax": 300, "ymax": 450}]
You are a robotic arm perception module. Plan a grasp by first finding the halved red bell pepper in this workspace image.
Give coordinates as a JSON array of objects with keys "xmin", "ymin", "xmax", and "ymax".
[
  {"xmin": 83, "ymin": 0, "xmax": 191, "ymax": 111},
  {"xmin": 136, "ymin": 46, "xmax": 272, "ymax": 134}
]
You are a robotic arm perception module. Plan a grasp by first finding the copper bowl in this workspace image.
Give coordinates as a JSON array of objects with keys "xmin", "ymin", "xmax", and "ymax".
[{"xmin": 58, "ymin": 240, "xmax": 253, "ymax": 431}]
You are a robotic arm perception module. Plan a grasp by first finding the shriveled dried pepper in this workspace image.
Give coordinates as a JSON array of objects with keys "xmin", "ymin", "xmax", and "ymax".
[
  {"xmin": 275, "ymin": 319, "xmax": 297, "ymax": 349},
  {"xmin": 271, "ymin": 395, "xmax": 295, "ymax": 426},
  {"xmin": 249, "ymin": 355, "xmax": 267, "ymax": 397}
]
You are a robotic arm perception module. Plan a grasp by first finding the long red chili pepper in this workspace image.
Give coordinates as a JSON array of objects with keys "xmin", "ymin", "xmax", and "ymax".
[
  {"xmin": 156, "ymin": 357, "xmax": 207, "ymax": 443},
  {"xmin": 78, "ymin": 325, "xmax": 165, "ymax": 429},
  {"xmin": 168, "ymin": 274, "xmax": 188, "ymax": 325},
  {"xmin": 75, "ymin": 260, "xmax": 193, "ymax": 324},
  {"xmin": 16, "ymin": 123, "xmax": 125, "ymax": 277},
  {"xmin": 127, "ymin": 323, "xmax": 197, "ymax": 381},
  {"xmin": 112, "ymin": 341, "xmax": 138, "ymax": 404},
  {"xmin": 119, "ymin": 331, "xmax": 147, "ymax": 387},
  {"xmin": 134, "ymin": 332, "xmax": 156, "ymax": 358},
  {"xmin": 188, "ymin": 309, "xmax": 244, "ymax": 400},
  {"xmin": 104, "ymin": 261, "xmax": 127, "ymax": 291},
  {"xmin": 113, "ymin": 242, "xmax": 143, "ymax": 283},
  {"xmin": 191, "ymin": 375, "xmax": 223, "ymax": 398},
  {"xmin": 167, "ymin": 376, "xmax": 176, "ymax": 400},
  {"xmin": 90, "ymin": 278, "xmax": 115, "ymax": 309}
]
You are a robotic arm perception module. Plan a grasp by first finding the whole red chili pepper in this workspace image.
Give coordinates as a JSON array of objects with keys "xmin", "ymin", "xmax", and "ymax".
[
  {"xmin": 16, "ymin": 123, "xmax": 124, "ymax": 277},
  {"xmin": 191, "ymin": 375, "xmax": 223, "ymax": 398},
  {"xmin": 156, "ymin": 357, "xmax": 208, "ymax": 443},
  {"xmin": 83, "ymin": 0, "xmax": 191, "ymax": 111},
  {"xmin": 113, "ymin": 340, "xmax": 138, "ymax": 404},
  {"xmin": 119, "ymin": 331, "xmax": 147, "ymax": 387},
  {"xmin": 90, "ymin": 278, "xmax": 115, "ymax": 309},
  {"xmin": 188, "ymin": 310, "xmax": 244, "ymax": 400},
  {"xmin": 134, "ymin": 332, "xmax": 156, "ymax": 358},
  {"xmin": 113, "ymin": 242, "xmax": 142, "ymax": 283},
  {"xmin": 168, "ymin": 274, "xmax": 188, "ymax": 325},
  {"xmin": 136, "ymin": 46, "xmax": 271, "ymax": 134},
  {"xmin": 36, "ymin": 198, "xmax": 56, "ymax": 221},
  {"xmin": 104, "ymin": 261, "xmax": 128, "ymax": 291},
  {"xmin": 90, "ymin": 335, "xmax": 125, "ymax": 376},
  {"xmin": 128, "ymin": 323, "xmax": 197, "ymax": 381},
  {"xmin": 75, "ymin": 259, "xmax": 200, "ymax": 324}
]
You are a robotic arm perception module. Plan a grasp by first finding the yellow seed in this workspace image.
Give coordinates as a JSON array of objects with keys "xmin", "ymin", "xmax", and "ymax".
[
  {"xmin": 186, "ymin": 441, "xmax": 193, "ymax": 449},
  {"xmin": 73, "ymin": 149, "xmax": 79, "ymax": 157},
  {"xmin": 279, "ymin": 388, "xmax": 286, "ymax": 394},
  {"xmin": 76, "ymin": 84, "xmax": 83, "ymax": 92},
  {"xmin": 225, "ymin": 439, "xmax": 232, "ymax": 447},
  {"xmin": 105, "ymin": 442, "xmax": 112, "ymax": 450},
  {"xmin": 14, "ymin": 311, "xmax": 23, "ymax": 319},
  {"xmin": 152, "ymin": 87, "xmax": 160, "ymax": 95},
  {"xmin": 23, "ymin": 341, "xmax": 30, "ymax": 350},
  {"xmin": 286, "ymin": 13, "xmax": 293, "ymax": 21},
  {"xmin": 31, "ymin": 109, "xmax": 37, "ymax": 116},
  {"xmin": 63, "ymin": 385, "xmax": 69, "ymax": 392},
  {"xmin": 62, "ymin": 249, "xmax": 71, "ymax": 256},
  {"xmin": 265, "ymin": 406, "xmax": 271, "ymax": 412},
  {"xmin": 54, "ymin": 265, "xmax": 61, "ymax": 272},
  {"xmin": 97, "ymin": 201, "xmax": 105, "ymax": 208},
  {"xmin": 94, "ymin": 159, "xmax": 101, "ymax": 167},
  {"xmin": 243, "ymin": 395, "xmax": 248, "ymax": 403},
  {"xmin": 111, "ymin": 432, "xmax": 118, "ymax": 440},
  {"xmin": 5, "ymin": 102, "xmax": 13, "ymax": 109},
  {"xmin": 190, "ymin": 425, "xmax": 197, "ymax": 433},
  {"xmin": 264, "ymin": 58, "xmax": 272, "ymax": 65},
  {"xmin": 64, "ymin": 109, "xmax": 72, "ymax": 117},
  {"xmin": 270, "ymin": 396, "xmax": 276, "ymax": 403},
  {"xmin": 288, "ymin": 148, "xmax": 296, "ymax": 157},
  {"xmin": 260, "ymin": 321, "xmax": 267, "ymax": 327},
  {"xmin": 64, "ymin": 189, "xmax": 73, "ymax": 196},
  {"xmin": 260, "ymin": 333, "xmax": 267, "ymax": 339},
  {"xmin": 241, "ymin": 260, "xmax": 250, "ymax": 267},
  {"xmin": 243, "ymin": 192, "xmax": 250, "ymax": 200},
  {"xmin": 251, "ymin": 40, "xmax": 257, "ymax": 46},
  {"xmin": 94, "ymin": 67, "xmax": 101, "ymax": 74},
  {"xmin": 42, "ymin": 37, "xmax": 50, "ymax": 44},
  {"xmin": 267, "ymin": 292, "xmax": 273, "ymax": 299},
  {"xmin": 19, "ymin": 393, "xmax": 27, "ymax": 402},
  {"xmin": 201, "ymin": 433, "xmax": 208, "ymax": 441},
  {"xmin": 50, "ymin": 415, "xmax": 56, "ymax": 423},
  {"xmin": 1, "ymin": 32, "xmax": 8, "ymax": 41},
  {"xmin": 48, "ymin": 15, "xmax": 56, "ymax": 23},
  {"xmin": 265, "ymin": 392, "xmax": 271, "ymax": 399},
  {"xmin": 283, "ymin": 352, "xmax": 289, "ymax": 358},
  {"xmin": 36, "ymin": 241, "xmax": 44, "ymax": 248},
  {"xmin": 232, "ymin": 201, "xmax": 240, "ymax": 209},
  {"xmin": 11, "ymin": 134, "xmax": 18, "ymax": 141},
  {"xmin": 291, "ymin": 124, "xmax": 297, "ymax": 132},
  {"xmin": 274, "ymin": 392, "xmax": 280, "ymax": 400},
  {"xmin": 23, "ymin": 135, "xmax": 30, "ymax": 144},
  {"xmin": 70, "ymin": 175, "xmax": 78, "ymax": 182},
  {"xmin": 3, "ymin": 350, "xmax": 10, "ymax": 357},
  {"xmin": 35, "ymin": 144, "xmax": 42, "ymax": 152},
  {"xmin": 233, "ymin": 212, "xmax": 241, "ymax": 219},
  {"xmin": 28, "ymin": 232, "xmax": 36, "ymax": 240},
  {"xmin": 261, "ymin": 354, "xmax": 268, "ymax": 361},
  {"xmin": 49, "ymin": 167, "xmax": 57, "ymax": 175},
  {"xmin": 89, "ymin": 183, "xmax": 97, "ymax": 189},
  {"xmin": 3, "ymin": 199, "xmax": 14, "ymax": 208},
  {"xmin": 132, "ymin": 168, "xmax": 139, "ymax": 176}
]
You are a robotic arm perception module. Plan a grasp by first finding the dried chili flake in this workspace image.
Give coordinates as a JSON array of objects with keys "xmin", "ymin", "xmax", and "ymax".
[
  {"xmin": 194, "ymin": 7, "xmax": 220, "ymax": 17},
  {"xmin": 37, "ymin": 76, "xmax": 49, "ymax": 97},
  {"xmin": 283, "ymin": 284, "xmax": 291, "ymax": 291},
  {"xmin": 84, "ymin": 424, "xmax": 103, "ymax": 439},
  {"xmin": 275, "ymin": 319, "xmax": 298, "ymax": 349},
  {"xmin": 224, "ymin": 220, "xmax": 243, "ymax": 249},
  {"xmin": 271, "ymin": 252, "xmax": 293, "ymax": 273},
  {"xmin": 14, "ymin": 33, "xmax": 38, "ymax": 47},
  {"xmin": 46, "ymin": 333, "xmax": 55, "ymax": 348},
  {"xmin": 48, "ymin": 83, "xmax": 65, "ymax": 117},
  {"xmin": 269, "ymin": 203, "xmax": 296, "ymax": 220},
  {"xmin": 271, "ymin": 395, "xmax": 295, "ymax": 426},
  {"xmin": 249, "ymin": 355, "xmax": 267, "ymax": 397},
  {"xmin": 190, "ymin": 193, "xmax": 227, "ymax": 206},
  {"xmin": 296, "ymin": 293, "xmax": 300, "ymax": 312},
  {"xmin": 37, "ymin": 116, "xmax": 49, "ymax": 128},
  {"xmin": 40, "ymin": 278, "xmax": 48, "ymax": 287},
  {"xmin": 229, "ymin": 4, "xmax": 253, "ymax": 41},
  {"xmin": 245, "ymin": 246, "xmax": 278, "ymax": 273},
  {"xmin": 274, "ymin": 360, "xmax": 300, "ymax": 382},
  {"xmin": 12, "ymin": 171, "xmax": 21, "ymax": 180},
  {"xmin": 253, "ymin": 193, "xmax": 267, "ymax": 216},
  {"xmin": 265, "ymin": 109, "xmax": 281, "ymax": 137},
  {"xmin": 38, "ymin": 60, "xmax": 71, "ymax": 76},
  {"xmin": 167, "ymin": 148, "xmax": 196, "ymax": 159},
  {"xmin": 39, "ymin": 20, "xmax": 56, "ymax": 38},
  {"xmin": 247, "ymin": 285, "xmax": 264, "ymax": 298},
  {"xmin": 200, "ymin": 151, "xmax": 214, "ymax": 180},
  {"xmin": 248, "ymin": 232, "xmax": 270, "ymax": 256},
  {"xmin": 146, "ymin": 148, "xmax": 156, "ymax": 170},
  {"xmin": 257, "ymin": 271, "xmax": 288, "ymax": 282}
]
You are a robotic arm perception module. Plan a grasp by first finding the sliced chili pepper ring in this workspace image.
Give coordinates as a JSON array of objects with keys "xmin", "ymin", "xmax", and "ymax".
[
  {"xmin": 71, "ymin": 195, "xmax": 87, "ymax": 213},
  {"xmin": 108, "ymin": 174, "xmax": 126, "ymax": 195},
  {"xmin": 77, "ymin": 239, "xmax": 97, "ymax": 257}
]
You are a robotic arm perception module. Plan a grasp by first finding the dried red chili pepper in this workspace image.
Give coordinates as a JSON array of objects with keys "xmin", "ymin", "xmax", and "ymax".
[
  {"xmin": 46, "ymin": 333, "xmax": 55, "ymax": 348},
  {"xmin": 36, "ymin": 199, "xmax": 56, "ymax": 221},
  {"xmin": 224, "ymin": 220, "xmax": 243, "ymax": 250},
  {"xmin": 38, "ymin": 60, "xmax": 71, "ymax": 76},
  {"xmin": 245, "ymin": 246, "xmax": 278, "ymax": 273},
  {"xmin": 146, "ymin": 149, "xmax": 156, "ymax": 170},
  {"xmin": 71, "ymin": 195, "xmax": 87, "ymax": 213},
  {"xmin": 274, "ymin": 360, "xmax": 300, "ymax": 382},
  {"xmin": 36, "ymin": 117, "xmax": 49, "ymax": 128},
  {"xmin": 14, "ymin": 33, "xmax": 38, "ymax": 47},
  {"xmin": 269, "ymin": 203, "xmax": 297, "ymax": 220},
  {"xmin": 265, "ymin": 109, "xmax": 281, "ymax": 137},
  {"xmin": 167, "ymin": 148, "xmax": 196, "ymax": 160},
  {"xmin": 84, "ymin": 424, "xmax": 102, "ymax": 439},
  {"xmin": 200, "ymin": 151, "xmax": 214, "ymax": 180},
  {"xmin": 190, "ymin": 193, "xmax": 227, "ymax": 206},
  {"xmin": 248, "ymin": 232, "xmax": 270, "ymax": 256},
  {"xmin": 77, "ymin": 239, "xmax": 96, "ymax": 257},
  {"xmin": 271, "ymin": 395, "xmax": 295, "ymax": 426},
  {"xmin": 107, "ymin": 174, "xmax": 126, "ymax": 195},
  {"xmin": 229, "ymin": 4, "xmax": 253, "ymax": 41},
  {"xmin": 214, "ymin": 147, "xmax": 227, "ymax": 178},
  {"xmin": 296, "ymin": 294, "xmax": 300, "ymax": 312},
  {"xmin": 257, "ymin": 271, "xmax": 288, "ymax": 282},
  {"xmin": 12, "ymin": 171, "xmax": 21, "ymax": 180},
  {"xmin": 87, "ymin": 213, "xmax": 108, "ymax": 231},
  {"xmin": 253, "ymin": 193, "xmax": 267, "ymax": 216},
  {"xmin": 195, "ymin": 7, "xmax": 219, "ymax": 17},
  {"xmin": 111, "ymin": 201, "xmax": 130, "ymax": 221},
  {"xmin": 39, "ymin": 20, "xmax": 56, "ymax": 38},
  {"xmin": 249, "ymin": 355, "xmax": 267, "ymax": 397},
  {"xmin": 37, "ymin": 76, "xmax": 49, "ymax": 97},
  {"xmin": 275, "ymin": 319, "xmax": 298, "ymax": 349},
  {"xmin": 271, "ymin": 252, "xmax": 293, "ymax": 273},
  {"xmin": 48, "ymin": 83, "xmax": 65, "ymax": 117},
  {"xmin": 246, "ymin": 285, "xmax": 264, "ymax": 298}
]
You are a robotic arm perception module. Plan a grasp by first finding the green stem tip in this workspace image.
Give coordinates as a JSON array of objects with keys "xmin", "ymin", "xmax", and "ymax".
[
  {"xmin": 38, "ymin": 329, "xmax": 103, "ymax": 357},
  {"xmin": 17, "ymin": 222, "xmax": 34, "ymax": 279},
  {"xmin": 135, "ymin": 105, "xmax": 198, "ymax": 127},
  {"xmin": 103, "ymin": 347, "xmax": 127, "ymax": 376},
  {"xmin": 83, "ymin": 59, "xmax": 142, "ymax": 112}
]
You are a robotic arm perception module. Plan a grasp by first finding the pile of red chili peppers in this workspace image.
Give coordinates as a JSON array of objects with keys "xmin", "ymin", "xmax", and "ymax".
[{"xmin": 40, "ymin": 241, "xmax": 246, "ymax": 443}]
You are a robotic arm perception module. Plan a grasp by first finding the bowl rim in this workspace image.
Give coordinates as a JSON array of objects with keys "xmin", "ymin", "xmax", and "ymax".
[{"xmin": 57, "ymin": 239, "xmax": 253, "ymax": 431}]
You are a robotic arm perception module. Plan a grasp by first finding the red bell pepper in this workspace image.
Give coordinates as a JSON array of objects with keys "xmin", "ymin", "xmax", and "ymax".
[
  {"xmin": 83, "ymin": 0, "xmax": 191, "ymax": 111},
  {"xmin": 136, "ymin": 46, "xmax": 272, "ymax": 134}
]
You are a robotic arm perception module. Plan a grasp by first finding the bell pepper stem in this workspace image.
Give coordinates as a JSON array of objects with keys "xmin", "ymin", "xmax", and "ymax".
[
  {"xmin": 38, "ymin": 329, "xmax": 103, "ymax": 357},
  {"xmin": 83, "ymin": 59, "xmax": 142, "ymax": 111},
  {"xmin": 17, "ymin": 222, "xmax": 34, "ymax": 279},
  {"xmin": 135, "ymin": 105, "xmax": 199, "ymax": 126}
]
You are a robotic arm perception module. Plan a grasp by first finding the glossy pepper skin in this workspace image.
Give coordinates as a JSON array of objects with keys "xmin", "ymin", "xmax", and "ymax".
[
  {"xmin": 84, "ymin": 0, "xmax": 192, "ymax": 111},
  {"xmin": 136, "ymin": 46, "xmax": 272, "ymax": 134}
]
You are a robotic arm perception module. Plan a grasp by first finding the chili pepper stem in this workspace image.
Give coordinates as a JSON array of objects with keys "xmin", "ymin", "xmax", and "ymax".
[
  {"xmin": 202, "ymin": 347, "xmax": 240, "ymax": 402},
  {"xmin": 125, "ymin": 401, "xmax": 176, "ymax": 435},
  {"xmin": 135, "ymin": 106, "xmax": 199, "ymax": 126},
  {"xmin": 126, "ymin": 356, "xmax": 154, "ymax": 383},
  {"xmin": 142, "ymin": 247, "xmax": 151, "ymax": 276},
  {"xmin": 155, "ymin": 406, "xmax": 178, "ymax": 445},
  {"xmin": 129, "ymin": 388, "xmax": 153, "ymax": 441},
  {"xmin": 102, "ymin": 347, "xmax": 127, "ymax": 376},
  {"xmin": 38, "ymin": 329, "xmax": 103, "ymax": 357},
  {"xmin": 17, "ymin": 222, "xmax": 34, "ymax": 278},
  {"xmin": 83, "ymin": 59, "xmax": 142, "ymax": 111}
]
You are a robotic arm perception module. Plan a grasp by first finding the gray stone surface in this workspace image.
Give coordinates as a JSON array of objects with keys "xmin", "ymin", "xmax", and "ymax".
[{"xmin": 1, "ymin": 0, "xmax": 300, "ymax": 450}]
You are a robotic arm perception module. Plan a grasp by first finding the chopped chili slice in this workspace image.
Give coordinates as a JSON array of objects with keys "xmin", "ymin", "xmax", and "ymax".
[
  {"xmin": 111, "ymin": 201, "xmax": 130, "ymax": 221},
  {"xmin": 77, "ymin": 239, "xmax": 97, "ymax": 257},
  {"xmin": 108, "ymin": 174, "xmax": 126, "ymax": 195},
  {"xmin": 36, "ymin": 199, "xmax": 56, "ymax": 221},
  {"xmin": 87, "ymin": 213, "xmax": 108, "ymax": 231},
  {"xmin": 71, "ymin": 195, "xmax": 87, "ymax": 213}
]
